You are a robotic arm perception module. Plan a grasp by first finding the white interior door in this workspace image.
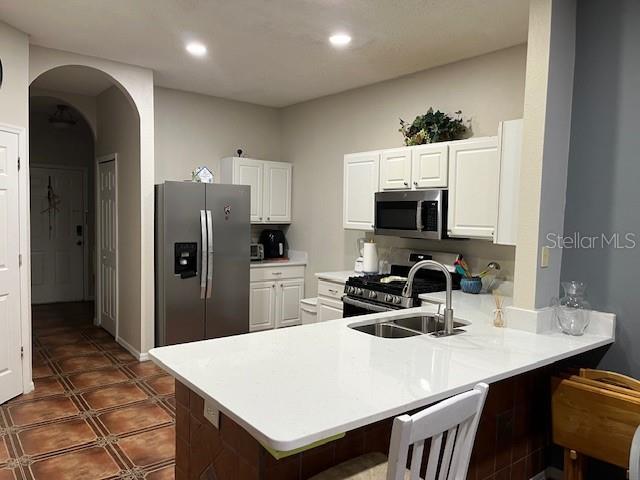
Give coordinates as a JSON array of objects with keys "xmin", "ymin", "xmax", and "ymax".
[
  {"xmin": 30, "ymin": 166, "xmax": 85, "ymax": 304},
  {"xmin": 0, "ymin": 129, "xmax": 24, "ymax": 402},
  {"xmin": 98, "ymin": 159, "xmax": 117, "ymax": 336}
]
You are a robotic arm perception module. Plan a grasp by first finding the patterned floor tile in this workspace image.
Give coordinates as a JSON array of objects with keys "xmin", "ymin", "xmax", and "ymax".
[
  {"xmin": 118, "ymin": 426, "xmax": 175, "ymax": 467},
  {"xmin": 17, "ymin": 418, "xmax": 97, "ymax": 456},
  {"xmin": 147, "ymin": 465, "xmax": 175, "ymax": 480},
  {"xmin": 47, "ymin": 342, "xmax": 100, "ymax": 359},
  {"xmin": 7, "ymin": 396, "xmax": 79, "ymax": 427},
  {"xmin": 56, "ymin": 353, "xmax": 114, "ymax": 373},
  {"xmin": 82, "ymin": 383, "xmax": 148, "ymax": 411},
  {"xmin": 126, "ymin": 362, "xmax": 165, "ymax": 379},
  {"xmin": 29, "ymin": 446, "xmax": 120, "ymax": 479},
  {"xmin": 2, "ymin": 302, "xmax": 176, "ymax": 479},
  {"xmin": 97, "ymin": 402, "xmax": 172, "ymax": 435},
  {"xmin": 67, "ymin": 367, "xmax": 128, "ymax": 390},
  {"xmin": 145, "ymin": 376, "xmax": 175, "ymax": 396}
]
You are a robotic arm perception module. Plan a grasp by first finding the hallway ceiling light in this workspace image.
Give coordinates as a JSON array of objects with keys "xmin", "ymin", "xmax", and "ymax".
[
  {"xmin": 329, "ymin": 33, "xmax": 352, "ymax": 47},
  {"xmin": 49, "ymin": 105, "xmax": 77, "ymax": 128},
  {"xmin": 186, "ymin": 42, "xmax": 207, "ymax": 57}
]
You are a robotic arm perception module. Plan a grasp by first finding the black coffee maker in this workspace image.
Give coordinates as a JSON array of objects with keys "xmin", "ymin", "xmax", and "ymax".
[{"xmin": 259, "ymin": 229, "xmax": 287, "ymax": 259}]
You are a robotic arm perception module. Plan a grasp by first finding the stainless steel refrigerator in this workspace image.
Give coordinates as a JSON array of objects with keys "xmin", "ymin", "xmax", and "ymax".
[{"xmin": 155, "ymin": 181, "xmax": 250, "ymax": 346}]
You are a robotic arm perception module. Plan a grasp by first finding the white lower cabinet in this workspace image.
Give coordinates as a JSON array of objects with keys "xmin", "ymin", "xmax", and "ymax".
[
  {"xmin": 249, "ymin": 281, "xmax": 276, "ymax": 331},
  {"xmin": 317, "ymin": 279, "xmax": 345, "ymax": 322},
  {"xmin": 249, "ymin": 266, "xmax": 305, "ymax": 332}
]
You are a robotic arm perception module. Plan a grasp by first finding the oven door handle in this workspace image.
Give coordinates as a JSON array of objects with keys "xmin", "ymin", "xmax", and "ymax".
[{"xmin": 342, "ymin": 296, "xmax": 394, "ymax": 312}]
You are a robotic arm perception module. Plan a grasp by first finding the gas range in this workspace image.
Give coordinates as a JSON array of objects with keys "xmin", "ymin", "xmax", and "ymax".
[{"xmin": 342, "ymin": 264, "xmax": 460, "ymax": 315}]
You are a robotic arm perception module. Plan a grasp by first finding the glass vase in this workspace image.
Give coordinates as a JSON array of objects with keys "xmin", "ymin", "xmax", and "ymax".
[{"xmin": 556, "ymin": 281, "xmax": 591, "ymax": 336}]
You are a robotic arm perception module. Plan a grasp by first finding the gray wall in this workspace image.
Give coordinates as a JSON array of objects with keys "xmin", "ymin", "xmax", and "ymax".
[{"xmin": 561, "ymin": 0, "xmax": 640, "ymax": 377}]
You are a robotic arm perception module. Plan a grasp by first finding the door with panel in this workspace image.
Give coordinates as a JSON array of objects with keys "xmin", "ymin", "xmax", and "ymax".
[
  {"xmin": 97, "ymin": 160, "xmax": 118, "ymax": 336},
  {"xmin": 30, "ymin": 167, "xmax": 85, "ymax": 303},
  {"xmin": 0, "ymin": 129, "xmax": 23, "ymax": 402},
  {"xmin": 263, "ymin": 162, "xmax": 291, "ymax": 223},
  {"xmin": 318, "ymin": 299, "xmax": 344, "ymax": 322},
  {"xmin": 233, "ymin": 158, "xmax": 264, "ymax": 223},
  {"xmin": 249, "ymin": 281, "xmax": 276, "ymax": 331},
  {"xmin": 343, "ymin": 152, "xmax": 379, "ymax": 230},
  {"xmin": 411, "ymin": 143, "xmax": 448, "ymax": 188},
  {"xmin": 379, "ymin": 148, "xmax": 411, "ymax": 190},
  {"xmin": 447, "ymin": 138, "xmax": 499, "ymax": 239},
  {"xmin": 276, "ymin": 279, "xmax": 304, "ymax": 328}
]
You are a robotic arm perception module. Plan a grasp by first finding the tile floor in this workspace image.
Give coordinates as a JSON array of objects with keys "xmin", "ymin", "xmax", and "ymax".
[{"xmin": 0, "ymin": 302, "xmax": 175, "ymax": 480}]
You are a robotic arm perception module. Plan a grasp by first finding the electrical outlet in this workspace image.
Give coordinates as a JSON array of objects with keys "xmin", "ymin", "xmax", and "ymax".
[
  {"xmin": 203, "ymin": 401, "xmax": 219, "ymax": 428},
  {"xmin": 540, "ymin": 246, "xmax": 550, "ymax": 268}
]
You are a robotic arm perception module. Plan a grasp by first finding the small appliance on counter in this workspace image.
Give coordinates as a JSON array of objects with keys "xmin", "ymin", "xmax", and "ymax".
[
  {"xmin": 363, "ymin": 240, "xmax": 378, "ymax": 274},
  {"xmin": 354, "ymin": 238, "xmax": 365, "ymax": 273},
  {"xmin": 250, "ymin": 243, "xmax": 264, "ymax": 261},
  {"xmin": 259, "ymin": 229, "xmax": 287, "ymax": 259}
]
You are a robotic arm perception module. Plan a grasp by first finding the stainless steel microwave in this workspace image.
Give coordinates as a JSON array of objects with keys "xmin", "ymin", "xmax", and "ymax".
[{"xmin": 374, "ymin": 190, "xmax": 448, "ymax": 240}]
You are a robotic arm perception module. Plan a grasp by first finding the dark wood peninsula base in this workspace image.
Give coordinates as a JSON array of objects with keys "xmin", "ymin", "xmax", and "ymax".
[{"xmin": 175, "ymin": 368, "xmax": 551, "ymax": 480}]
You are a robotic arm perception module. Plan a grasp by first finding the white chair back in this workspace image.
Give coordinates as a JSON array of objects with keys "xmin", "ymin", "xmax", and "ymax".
[
  {"xmin": 386, "ymin": 383, "xmax": 489, "ymax": 480},
  {"xmin": 631, "ymin": 424, "xmax": 640, "ymax": 480}
]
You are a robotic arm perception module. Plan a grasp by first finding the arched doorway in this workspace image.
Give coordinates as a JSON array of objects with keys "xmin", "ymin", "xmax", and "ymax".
[{"xmin": 29, "ymin": 65, "xmax": 142, "ymax": 360}]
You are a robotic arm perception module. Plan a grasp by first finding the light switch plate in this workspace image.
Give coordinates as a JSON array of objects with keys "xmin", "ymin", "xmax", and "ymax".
[
  {"xmin": 203, "ymin": 401, "xmax": 219, "ymax": 428},
  {"xmin": 540, "ymin": 246, "xmax": 550, "ymax": 268}
]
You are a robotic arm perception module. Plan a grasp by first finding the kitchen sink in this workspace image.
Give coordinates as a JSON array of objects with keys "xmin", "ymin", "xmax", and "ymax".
[
  {"xmin": 390, "ymin": 315, "xmax": 466, "ymax": 334},
  {"xmin": 350, "ymin": 323, "xmax": 421, "ymax": 338},
  {"xmin": 348, "ymin": 314, "xmax": 468, "ymax": 338}
]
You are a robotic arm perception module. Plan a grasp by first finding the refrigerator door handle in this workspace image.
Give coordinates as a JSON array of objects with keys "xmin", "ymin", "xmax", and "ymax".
[
  {"xmin": 200, "ymin": 210, "xmax": 207, "ymax": 299},
  {"xmin": 206, "ymin": 209, "xmax": 214, "ymax": 299}
]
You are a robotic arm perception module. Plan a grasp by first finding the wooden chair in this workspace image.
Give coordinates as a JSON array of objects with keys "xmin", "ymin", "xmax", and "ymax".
[
  {"xmin": 311, "ymin": 383, "xmax": 489, "ymax": 480},
  {"xmin": 630, "ymin": 424, "xmax": 640, "ymax": 480}
]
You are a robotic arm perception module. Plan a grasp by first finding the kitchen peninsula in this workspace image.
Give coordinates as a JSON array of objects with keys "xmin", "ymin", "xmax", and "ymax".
[{"xmin": 150, "ymin": 306, "xmax": 614, "ymax": 479}]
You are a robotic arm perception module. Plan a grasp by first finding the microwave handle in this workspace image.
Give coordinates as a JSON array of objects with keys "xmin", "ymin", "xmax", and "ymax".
[{"xmin": 416, "ymin": 200, "xmax": 424, "ymax": 231}]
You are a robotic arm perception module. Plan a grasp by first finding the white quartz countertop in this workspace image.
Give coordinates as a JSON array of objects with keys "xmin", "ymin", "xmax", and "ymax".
[
  {"xmin": 149, "ymin": 303, "xmax": 614, "ymax": 452},
  {"xmin": 315, "ymin": 270, "xmax": 359, "ymax": 284},
  {"xmin": 250, "ymin": 258, "xmax": 307, "ymax": 268},
  {"xmin": 419, "ymin": 291, "xmax": 513, "ymax": 325}
]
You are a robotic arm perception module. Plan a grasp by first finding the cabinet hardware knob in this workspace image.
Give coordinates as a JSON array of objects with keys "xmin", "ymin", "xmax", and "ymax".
[
  {"xmin": 272, "ymin": 284, "xmax": 275, "ymax": 288},
  {"xmin": 403, "ymin": 182, "xmax": 408, "ymax": 186},
  {"xmin": 259, "ymin": 217, "xmax": 263, "ymax": 220},
  {"xmin": 413, "ymin": 181, "xmax": 418, "ymax": 186},
  {"xmin": 267, "ymin": 217, "xmax": 270, "ymax": 221}
]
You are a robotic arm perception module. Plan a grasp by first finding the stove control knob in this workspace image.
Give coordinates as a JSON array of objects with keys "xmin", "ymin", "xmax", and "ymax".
[
  {"xmin": 356, "ymin": 288, "xmax": 363, "ymax": 295},
  {"xmin": 385, "ymin": 295, "xmax": 393, "ymax": 303},
  {"xmin": 393, "ymin": 296, "xmax": 402, "ymax": 305},
  {"xmin": 368, "ymin": 291, "xmax": 377, "ymax": 299},
  {"xmin": 347, "ymin": 286, "xmax": 354, "ymax": 294}
]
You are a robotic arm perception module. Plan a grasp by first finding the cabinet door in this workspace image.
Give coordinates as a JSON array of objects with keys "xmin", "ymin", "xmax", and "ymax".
[
  {"xmin": 263, "ymin": 162, "xmax": 292, "ymax": 223},
  {"xmin": 233, "ymin": 158, "xmax": 264, "ymax": 223},
  {"xmin": 276, "ymin": 279, "xmax": 304, "ymax": 328},
  {"xmin": 447, "ymin": 138, "xmax": 499, "ymax": 239},
  {"xmin": 379, "ymin": 148, "xmax": 411, "ymax": 190},
  {"xmin": 317, "ymin": 298, "xmax": 343, "ymax": 322},
  {"xmin": 494, "ymin": 119, "xmax": 523, "ymax": 246},
  {"xmin": 411, "ymin": 143, "xmax": 448, "ymax": 188},
  {"xmin": 343, "ymin": 152, "xmax": 379, "ymax": 230},
  {"xmin": 249, "ymin": 281, "xmax": 276, "ymax": 331}
]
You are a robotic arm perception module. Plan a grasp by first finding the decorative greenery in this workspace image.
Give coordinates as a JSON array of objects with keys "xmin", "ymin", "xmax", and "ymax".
[{"xmin": 399, "ymin": 108, "xmax": 469, "ymax": 145}]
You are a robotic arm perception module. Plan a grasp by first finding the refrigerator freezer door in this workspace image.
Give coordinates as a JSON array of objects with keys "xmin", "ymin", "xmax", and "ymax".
[
  {"xmin": 205, "ymin": 184, "xmax": 250, "ymax": 338},
  {"xmin": 157, "ymin": 182, "xmax": 207, "ymax": 346}
]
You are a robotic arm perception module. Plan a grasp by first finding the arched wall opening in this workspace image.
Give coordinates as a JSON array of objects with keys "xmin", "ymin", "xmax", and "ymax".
[{"xmin": 27, "ymin": 54, "xmax": 153, "ymax": 359}]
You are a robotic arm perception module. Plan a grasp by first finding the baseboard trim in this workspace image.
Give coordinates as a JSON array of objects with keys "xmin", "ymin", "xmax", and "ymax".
[{"xmin": 117, "ymin": 336, "xmax": 149, "ymax": 362}]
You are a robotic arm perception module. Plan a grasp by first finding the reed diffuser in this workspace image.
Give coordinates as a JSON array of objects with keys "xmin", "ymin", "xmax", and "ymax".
[{"xmin": 493, "ymin": 292, "xmax": 505, "ymax": 328}]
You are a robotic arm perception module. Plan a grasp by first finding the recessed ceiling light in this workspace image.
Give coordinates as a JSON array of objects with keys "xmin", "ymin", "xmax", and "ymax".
[
  {"xmin": 329, "ymin": 33, "xmax": 352, "ymax": 47},
  {"xmin": 186, "ymin": 42, "xmax": 207, "ymax": 57}
]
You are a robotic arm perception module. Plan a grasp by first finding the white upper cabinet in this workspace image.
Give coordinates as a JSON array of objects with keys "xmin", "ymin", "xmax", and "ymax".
[
  {"xmin": 494, "ymin": 119, "xmax": 524, "ymax": 246},
  {"xmin": 263, "ymin": 162, "xmax": 292, "ymax": 223},
  {"xmin": 447, "ymin": 138, "xmax": 499, "ymax": 239},
  {"xmin": 411, "ymin": 143, "xmax": 448, "ymax": 189},
  {"xmin": 221, "ymin": 157, "xmax": 292, "ymax": 224},
  {"xmin": 343, "ymin": 152, "xmax": 379, "ymax": 230},
  {"xmin": 379, "ymin": 148, "xmax": 412, "ymax": 190}
]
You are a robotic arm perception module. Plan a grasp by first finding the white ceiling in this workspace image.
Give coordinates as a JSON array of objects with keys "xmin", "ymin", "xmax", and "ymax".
[{"xmin": 1, "ymin": 0, "xmax": 529, "ymax": 107}]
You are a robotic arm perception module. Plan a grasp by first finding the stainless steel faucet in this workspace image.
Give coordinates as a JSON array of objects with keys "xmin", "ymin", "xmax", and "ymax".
[{"xmin": 402, "ymin": 260, "xmax": 455, "ymax": 336}]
